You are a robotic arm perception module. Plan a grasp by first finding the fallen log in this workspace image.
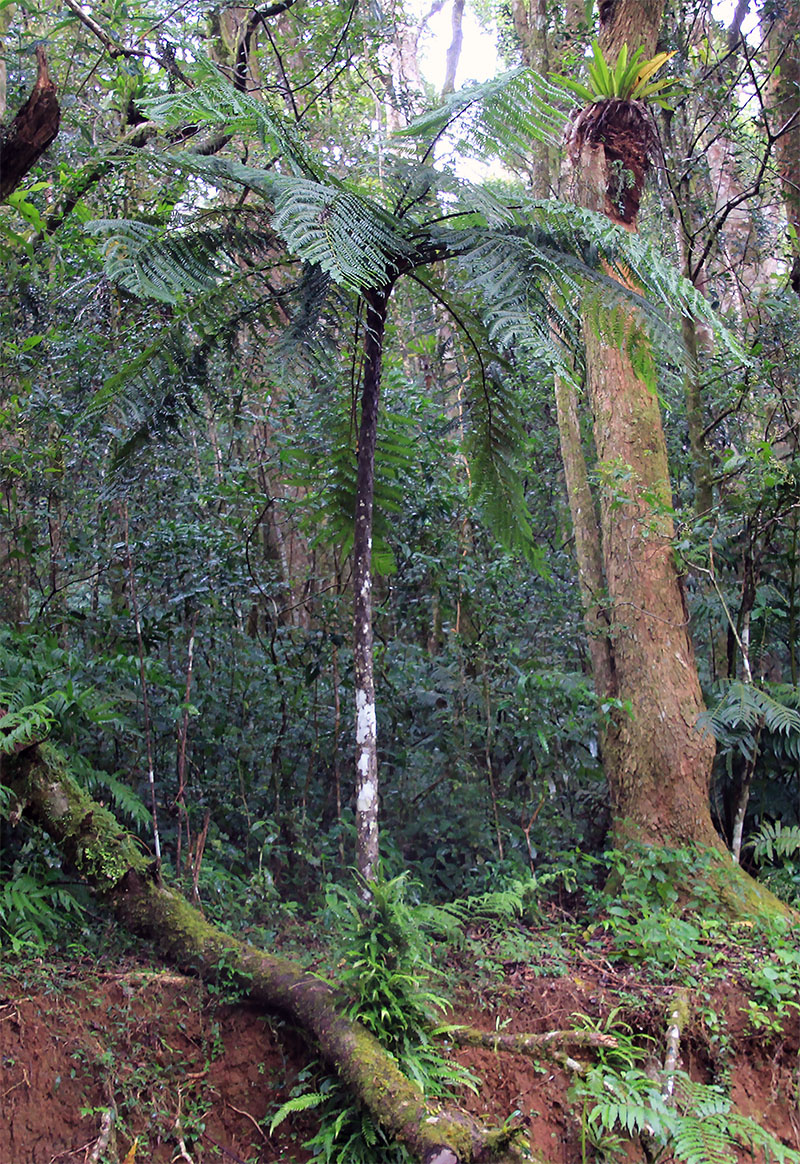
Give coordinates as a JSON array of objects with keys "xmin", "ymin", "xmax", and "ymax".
[{"xmin": 3, "ymin": 742, "xmax": 527, "ymax": 1164}]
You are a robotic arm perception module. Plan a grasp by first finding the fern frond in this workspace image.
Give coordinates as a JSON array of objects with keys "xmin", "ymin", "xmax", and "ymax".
[
  {"xmin": 746, "ymin": 820, "xmax": 800, "ymax": 865},
  {"xmin": 268, "ymin": 1091, "xmax": 326, "ymax": 1135},
  {"xmin": 398, "ymin": 68, "xmax": 568, "ymax": 160},
  {"xmin": 88, "ymin": 217, "xmax": 267, "ymax": 304},
  {"xmin": 703, "ymin": 680, "xmax": 800, "ymax": 738},
  {"xmin": 291, "ymin": 399, "xmax": 422, "ymax": 575},
  {"xmin": 142, "ymin": 57, "xmax": 319, "ymax": 178},
  {"xmin": 0, "ymin": 692, "xmax": 55, "ymax": 753},
  {"xmin": 271, "ymin": 177, "xmax": 414, "ymax": 293},
  {"xmin": 84, "ymin": 769, "xmax": 152, "ymax": 828},
  {"xmin": 463, "ymin": 365, "xmax": 543, "ymax": 567}
]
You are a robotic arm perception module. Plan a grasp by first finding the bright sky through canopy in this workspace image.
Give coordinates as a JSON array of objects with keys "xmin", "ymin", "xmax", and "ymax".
[{"xmin": 414, "ymin": 0, "xmax": 759, "ymax": 92}]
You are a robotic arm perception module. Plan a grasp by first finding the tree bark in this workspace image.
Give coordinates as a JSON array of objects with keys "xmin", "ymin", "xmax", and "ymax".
[
  {"xmin": 597, "ymin": 0, "xmax": 662, "ymax": 61},
  {"xmin": 553, "ymin": 374, "xmax": 616, "ymax": 701},
  {"xmin": 762, "ymin": 0, "xmax": 800, "ymax": 296},
  {"xmin": 0, "ymin": 46, "xmax": 60, "ymax": 202},
  {"xmin": 581, "ymin": 296, "xmax": 718, "ymax": 846},
  {"xmin": 353, "ymin": 289, "xmax": 390, "ymax": 887},
  {"xmin": 562, "ymin": 0, "xmax": 722, "ymax": 849},
  {"xmin": 3, "ymin": 741, "xmax": 525, "ymax": 1164}
]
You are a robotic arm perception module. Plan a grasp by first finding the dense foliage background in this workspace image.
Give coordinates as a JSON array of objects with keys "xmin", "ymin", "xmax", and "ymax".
[{"xmin": 3, "ymin": 0, "xmax": 800, "ymax": 942}]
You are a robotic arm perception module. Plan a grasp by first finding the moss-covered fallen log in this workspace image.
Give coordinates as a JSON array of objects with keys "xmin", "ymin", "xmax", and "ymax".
[{"xmin": 3, "ymin": 742, "xmax": 525, "ymax": 1164}]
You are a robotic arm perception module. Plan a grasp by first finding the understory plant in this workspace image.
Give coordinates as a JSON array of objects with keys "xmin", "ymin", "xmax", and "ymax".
[
  {"xmin": 745, "ymin": 820, "xmax": 800, "ymax": 906},
  {"xmin": 269, "ymin": 870, "xmax": 477, "ymax": 1162},
  {"xmin": 572, "ymin": 1014, "xmax": 800, "ymax": 1164}
]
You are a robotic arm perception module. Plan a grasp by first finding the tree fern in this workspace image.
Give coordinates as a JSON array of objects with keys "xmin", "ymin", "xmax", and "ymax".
[{"xmin": 90, "ymin": 61, "xmax": 742, "ymax": 559}]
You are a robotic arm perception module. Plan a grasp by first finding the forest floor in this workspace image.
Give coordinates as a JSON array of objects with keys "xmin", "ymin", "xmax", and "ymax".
[{"xmin": 1, "ymin": 914, "xmax": 799, "ymax": 1164}]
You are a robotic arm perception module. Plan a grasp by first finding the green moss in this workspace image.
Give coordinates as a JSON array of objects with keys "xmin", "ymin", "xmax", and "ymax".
[{"xmin": 701, "ymin": 846, "xmax": 796, "ymax": 923}]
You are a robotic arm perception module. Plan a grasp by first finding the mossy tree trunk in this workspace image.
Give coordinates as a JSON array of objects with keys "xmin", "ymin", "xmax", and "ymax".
[
  {"xmin": 2, "ymin": 741, "xmax": 525, "ymax": 1164},
  {"xmin": 561, "ymin": 2, "xmax": 722, "ymax": 850}
]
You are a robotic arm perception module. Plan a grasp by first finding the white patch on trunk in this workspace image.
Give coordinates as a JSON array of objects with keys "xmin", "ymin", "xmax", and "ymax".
[
  {"xmin": 357, "ymin": 779, "xmax": 377, "ymax": 812},
  {"xmin": 355, "ymin": 688, "xmax": 376, "ymax": 744}
]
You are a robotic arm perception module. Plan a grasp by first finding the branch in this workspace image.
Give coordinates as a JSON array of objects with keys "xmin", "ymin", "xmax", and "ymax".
[
  {"xmin": 726, "ymin": 0, "xmax": 751, "ymax": 52},
  {"xmin": 0, "ymin": 47, "xmax": 60, "ymax": 201},
  {"xmin": 61, "ymin": 0, "xmax": 191, "ymax": 86},
  {"xmin": 450, "ymin": 1026, "xmax": 618, "ymax": 1074}
]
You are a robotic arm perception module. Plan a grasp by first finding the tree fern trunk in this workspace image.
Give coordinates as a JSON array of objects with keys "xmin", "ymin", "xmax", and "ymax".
[{"xmin": 353, "ymin": 288, "xmax": 390, "ymax": 887}]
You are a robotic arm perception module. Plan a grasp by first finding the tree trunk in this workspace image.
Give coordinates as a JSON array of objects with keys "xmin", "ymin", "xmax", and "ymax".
[
  {"xmin": 353, "ymin": 289, "xmax": 390, "ymax": 886},
  {"xmin": 762, "ymin": 0, "xmax": 800, "ymax": 296},
  {"xmin": 581, "ymin": 296, "xmax": 718, "ymax": 846},
  {"xmin": 597, "ymin": 0, "xmax": 662, "ymax": 60},
  {"xmin": 3, "ymin": 741, "xmax": 524, "ymax": 1164},
  {"xmin": 561, "ymin": 0, "xmax": 722, "ymax": 850},
  {"xmin": 553, "ymin": 374, "xmax": 616, "ymax": 701}
]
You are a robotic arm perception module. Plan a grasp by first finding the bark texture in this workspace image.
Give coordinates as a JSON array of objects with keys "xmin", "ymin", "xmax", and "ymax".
[
  {"xmin": 762, "ymin": 0, "xmax": 800, "ymax": 296},
  {"xmin": 553, "ymin": 374, "xmax": 616, "ymax": 700},
  {"xmin": 581, "ymin": 298, "xmax": 718, "ymax": 845},
  {"xmin": 353, "ymin": 290, "xmax": 390, "ymax": 887},
  {"xmin": 3, "ymin": 742, "xmax": 525, "ymax": 1164},
  {"xmin": 597, "ymin": 0, "xmax": 662, "ymax": 61},
  {"xmin": 0, "ymin": 46, "xmax": 60, "ymax": 202},
  {"xmin": 563, "ymin": 6, "xmax": 721, "ymax": 847}
]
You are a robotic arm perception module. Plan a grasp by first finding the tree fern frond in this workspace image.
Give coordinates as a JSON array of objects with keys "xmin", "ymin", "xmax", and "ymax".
[
  {"xmin": 142, "ymin": 57, "xmax": 319, "ymax": 177},
  {"xmin": 290, "ymin": 401, "xmax": 422, "ymax": 575},
  {"xmin": 462, "ymin": 364, "xmax": 544, "ymax": 568},
  {"xmin": 271, "ymin": 177, "xmax": 414, "ymax": 293},
  {"xmin": 88, "ymin": 218, "xmax": 267, "ymax": 304},
  {"xmin": 702, "ymin": 680, "xmax": 800, "ymax": 738},
  {"xmin": 398, "ymin": 68, "xmax": 568, "ymax": 160}
]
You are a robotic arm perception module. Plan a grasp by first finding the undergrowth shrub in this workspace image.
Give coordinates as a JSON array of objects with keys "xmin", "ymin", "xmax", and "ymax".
[
  {"xmin": 571, "ymin": 1011, "xmax": 800, "ymax": 1164},
  {"xmin": 268, "ymin": 870, "xmax": 477, "ymax": 1163}
]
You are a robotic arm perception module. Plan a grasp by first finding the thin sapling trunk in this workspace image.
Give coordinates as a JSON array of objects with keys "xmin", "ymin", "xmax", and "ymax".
[{"xmin": 353, "ymin": 287, "xmax": 391, "ymax": 888}]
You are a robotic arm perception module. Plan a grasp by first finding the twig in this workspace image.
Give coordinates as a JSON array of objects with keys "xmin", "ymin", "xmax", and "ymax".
[{"xmin": 226, "ymin": 1102, "xmax": 267, "ymax": 1140}]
